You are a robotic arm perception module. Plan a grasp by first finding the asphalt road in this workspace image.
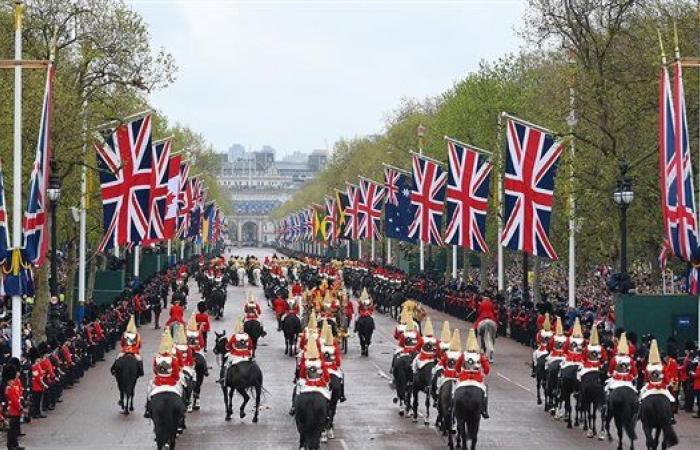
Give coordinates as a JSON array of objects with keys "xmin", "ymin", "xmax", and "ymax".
[{"xmin": 15, "ymin": 247, "xmax": 700, "ymax": 449}]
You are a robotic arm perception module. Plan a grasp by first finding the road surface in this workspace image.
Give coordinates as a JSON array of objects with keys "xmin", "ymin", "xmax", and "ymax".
[{"xmin": 17, "ymin": 248, "xmax": 700, "ymax": 449}]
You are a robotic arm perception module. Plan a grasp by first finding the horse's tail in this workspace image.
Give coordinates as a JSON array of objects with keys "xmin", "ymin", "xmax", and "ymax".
[
  {"xmin": 484, "ymin": 324, "xmax": 494, "ymax": 357},
  {"xmin": 663, "ymin": 419, "xmax": 679, "ymax": 447}
]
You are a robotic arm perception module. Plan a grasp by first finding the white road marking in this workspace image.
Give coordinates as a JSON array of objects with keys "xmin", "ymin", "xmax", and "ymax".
[
  {"xmin": 338, "ymin": 438, "xmax": 350, "ymax": 450},
  {"xmin": 496, "ymin": 372, "xmax": 532, "ymax": 393}
]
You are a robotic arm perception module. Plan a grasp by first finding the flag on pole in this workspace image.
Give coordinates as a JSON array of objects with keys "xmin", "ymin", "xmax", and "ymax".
[
  {"xmin": 145, "ymin": 139, "xmax": 171, "ymax": 244},
  {"xmin": 383, "ymin": 166, "xmax": 416, "ymax": 243},
  {"xmin": 658, "ymin": 239, "xmax": 671, "ymax": 271},
  {"xmin": 177, "ymin": 162, "xmax": 191, "ymax": 238},
  {"xmin": 95, "ymin": 113, "xmax": 154, "ymax": 251},
  {"xmin": 444, "ymin": 138, "xmax": 493, "ymax": 252},
  {"xmin": 358, "ymin": 177, "xmax": 385, "ymax": 241},
  {"xmin": 164, "ymin": 153, "xmax": 181, "ymax": 239},
  {"xmin": 335, "ymin": 190, "xmax": 350, "ymax": 240},
  {"xmin": 343, "ymin": 184, "xmax": 361, "ymax": 241},
  {"xmin": 408, "ymin": 153, "xmax": 447, "ymax": 245},
  {"xmin": 0, "ymin": 159, "xmax": 10, "ymax": 264},
  {"xmin": 500, "ymin": 116, "xmax": 564, "ymax": 260},
  {"xmin": 23, "ymin": 63, "xmax": 54, "ymax": 266}
]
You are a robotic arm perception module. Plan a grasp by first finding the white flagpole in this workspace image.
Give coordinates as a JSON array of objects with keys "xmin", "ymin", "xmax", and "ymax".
[
  {"xmin": 167, "ymin": 239, "xmax": 172, "ymax": 263},
  {"xmin": 567, "ymin": 76, "xmax": 577, "ymax": 309},
  {"xmin": 371, "ymin": 237, "xmax": 375, "ymax": 261},
  {"xmin": 180, "ymin": 240, "xmax": 185, "ymax": 260},
  {"xmin": 134, "ymin": 245, "xmax": 141, "ymax": 279},
  {"xmin": 78, "ymin": 96, "xmax": 87, "ymax": 311},
  {"xmin": 387, "ymin": 238, "xmax": 392, "ymax": 265},
  {"xmin": 10, "ymin": 1, "xmax": 23, "ymax": 358},
  {"xmin": 496, "ymin": 114, "xmax": 504, "ymax": 292},
  {"xmin": 346, "ymin": 241, "xmax": 350, "ymax": 258},
  {"xmin": 418, "ymin": 124, "xmax": 426, "ymax": 273},
  {"xmin": 452, "ymin": 245, "xmax": 457, "ymax": 279},
  {"xmin": 358, "ymin": 241, "xmax": 362, "ymax": 260}
]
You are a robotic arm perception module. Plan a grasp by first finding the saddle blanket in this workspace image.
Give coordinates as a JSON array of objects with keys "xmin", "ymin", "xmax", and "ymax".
[
  {"xmin": 606, "ymin": 379, "xmax": 637, "ymax": 392},
  {"xmin": 436, "ymin": 376, "xmax": 457, "ymax": 391},
  {"xmin": 545, "ymin": 356, "xmax": 564, "ymax": 369},
  {"xmin": 226, "ymin": 356, "xmax": 252, "ymax": 367},
  {"xmin": 640, "ymin": 388, "xmax": 675, "ymax": 403},
  {"xmin": 328, "ymin": 369, "xmax": 344, "ymax": 379},
  {"xmin": 455, "ymin": 380, "xmax": 486, "ymax": 394},
  {"xmin": 412, "ymin": 358, "xmax": 434, "ymax": 372},
  {"xmin": 149, "ymin": 384, "xmax": 182, "ymax": 399},
  {"xmin": 560, "ymin": 361, "xmax": 582, "ymax": 370},
  {"xmin": 533, "ymin": 349, "xmax": 549, "ymax": 361},
  {"xmin": 577, "ymin": 367, "xmax": 600, "ymax": 381},
  {"xmin": 298, "ymin": 384, "xmax": 331, "ymax": 401}
]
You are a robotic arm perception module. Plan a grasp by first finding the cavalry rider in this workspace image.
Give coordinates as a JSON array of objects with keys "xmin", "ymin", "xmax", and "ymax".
[
  {"xmin": 320, "ymin": 291, "xmax": 340, "ymax": 324},
  {"xmin": 115, "ymin": 315, "xmax": 144, "ymax": 376},
  {"xmin": 320, "ymin": 320, "xmax": 346, "ymax": 403},
  {"xmin": 391, "ymin": 308, "xmax": 421, "ymax": 373},
  {"xmin": 165, "ymin": 299, "xmax": 186, "ymax": 328},
  {"xmin": 244, "ymin": 293, "xmax": 262, "ymax": 321},
  {"xmin": 186, "ymin": 314, "xmax": 205, "ymax": 355},
  {"xmin": 431, "ymin": 325, "xmax": 460, "ymax": 399},
  {"xmin": 473, "ymin": 295, "xmax": 498, "ymax": 331},
  {"xmin": 606, "ymin": 332, "xmax": 637, "ymax": 394},
  {"xmin": 531, "ymin": 312, "xmax": 553, "ymax": 377},
  {"xmin": 357, "ymin": 288, "xmax": 374, "ymax": 318},
  {"xmin": 640, "ymin": 339, "xmax": 676, "ymax": 405},
  {"xmin": 578, "ymin": 325, "xmax": 606, "ymax": 381},
  {"xmin": 273, "ymin": 291, "xmax": 288, "ymax": 331},
  {"xmin": 194, "ymin": 302, "xmax": 211, "ymax": 353},
  {"xmin": 413, "ymin": 317, "xmax": 439, "ymax": 373},
  {"xmin": 220, "ymin": 318, "xmax": 254, "ymax": 384},
  {"xmin": 546, "ymin": 317, "xmax": 568, "ymax": 369},
  {"xmin": 562, "ymin": 318, "xmax": 585, "ymax": 370},
  {"xmin": 144, "ymin": 329, "xmax": 182, "ymax": 419},
  {"xmin": 458, "ymin": 329, "xmax": 491, "ymax": 419},
  {"xmin": 173, "ymin": 324, "xmax": 195, "ymax": 396},
  {"xmin": 299, "ymin": 310, "xmax": 321, "ymax": 352},
  {"xmin": 290, "ymin": 337, "xmax": 330, "ymax": 416}
]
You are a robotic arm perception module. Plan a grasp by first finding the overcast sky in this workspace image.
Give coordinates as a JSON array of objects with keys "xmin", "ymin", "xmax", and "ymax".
[{"xmin": 129, "ymin": 0, "xmax": 526, "ymax": 155}]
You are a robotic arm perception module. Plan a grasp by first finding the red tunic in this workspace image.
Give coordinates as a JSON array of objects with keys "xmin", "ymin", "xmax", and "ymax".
[
  {"xmin": 244, "ymin": 303, "xmax": 262, "ymax": 320},
  {"xmin": 457, "ymin": 354, "xmax": 490, "ymax": 383},
  {"xmin": 608, "ymin": 356, "xmax": 637, "ymax": 382},
  {"xmin": 321, "ymin": 344, "xmax": 342, "ymax": 371},
  {"xmin": 195, "ymin": 313, "xmax": 211, "ymax": 332},
  {"xmin": 5, "ymin": 380, "xmax": 22, "ymax": 417},
  {"xmin": 440, "ymin": 353, "xmax": 463, "ymax": 379},
  {"xmin": 299, "ymin": 360, "xmax": 330, "ymax": 387},
  {"xmin": 473, "ymin": 299, "xmax": 498, "ymax": 329},
  {"xmin": 398, "ymin": 333, "xmax": 423, "ymax": 355},
  {"xmin": 31, "ymin": 363, "xmax": 45, "ymax": 393},
  {"xmin": 226, "ymin": 335, "xmax": 253, "ymax": 358},
  {"xmin": 61, "ymin": 343, "xmax": 73, "ymax": 367},
  {"xmin": 120, "ymin": 335, "xmax": 142, "ymax": 355},
  {"xmin": 153, "ymin": 356, "xmax": 181, "ymax": 386},
  {"xmin": 166, "ymin": 304, "xmax": 185, "ymax": 326},
  {"xmin": 417, "ymin": 339, "xmax": 440, "ymax": 361},
  {"xmin": 272, "ymin": 297, "xmax": 288, "ymax": 317},
  {"xmin": 359, "ymin": 304, "xmax": 374, "ymax": 318}
]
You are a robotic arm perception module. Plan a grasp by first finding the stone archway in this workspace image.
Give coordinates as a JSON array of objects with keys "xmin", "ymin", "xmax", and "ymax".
[{"xmin": 241, "ymin": 221, "xmax": 259, "ymax": 244}]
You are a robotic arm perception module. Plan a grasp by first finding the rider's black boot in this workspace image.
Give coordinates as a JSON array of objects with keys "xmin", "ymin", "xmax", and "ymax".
[
  {"xmin": 143, "ymin": 400, "xmax": 151, "ymax": 419},
  {"xmin": 340, "ymin": 379, "xmax": 347, "ymax": 403},
  {"xmin": 481, "ymin": 395, "xmax": 489, "ymax": 419}
]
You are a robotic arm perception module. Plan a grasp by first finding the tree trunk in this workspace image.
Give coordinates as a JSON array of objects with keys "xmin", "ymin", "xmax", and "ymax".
[
  {"xmin": 479, "ymin": 253, "xmax": 489, "ymax": 292},
  {"xmin": 31, "ymin": 264, "xmax": 50, "ymax": 343},
  {"xmin": 87, "ymin": 253, "xmax": 98, "ymax": 302},
  {"xmin": 533, "ymin": 256, "xmax": 541, "ymax": 304},
  {"xmin": 64, "ymin": 228, "xmax": 78, "ymax": 320}
]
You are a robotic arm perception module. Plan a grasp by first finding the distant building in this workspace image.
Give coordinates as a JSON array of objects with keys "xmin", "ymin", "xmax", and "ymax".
[{"xmin": 217, "ymin": 145, "xmax": 327, "ymax": 245}]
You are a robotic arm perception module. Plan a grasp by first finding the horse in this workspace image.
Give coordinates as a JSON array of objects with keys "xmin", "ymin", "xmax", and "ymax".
[
  {"xmin": 534, "ymin": 353, "xmax": 548, "ymax": 407},
  {"xmin": 391, "ymin": 353, "xmax": 415, "ymax": 417},
  {"xmin": 150, "ymin": 391, "xmax": 186, "ymax": 450},
  {"xmin": 207, "ymin": 288, "xmax": 226, "ymax": 320},
  {"xmin": 579, "ymin": 370, "xmax": 606, "ymax": 439},
  {"xmin": 295, "ymin": 391, "xmax": 328, "ymax": 450},
  {"xmin": 559, "ymin": 363, "xmax": 580, "ymax": 428},
  {"xmin": 190, "ymin": 352, "xmax": 208, "ymax": 412},
  {"xmin": 436, "ymin": 378, "xmax": 456, "ymax": 449},
  {"xmin": 252, "ymin": 268, "xmax": 261, "ymax": 286},
  {"xmin": 476, "ymin": 319, "xmax": 496, "ymax": 362},
  {"xmin": 453, "ymin": 385, "xmax": 484, "ymax": 450},
  {"xmin": 282, "ymin": 313, "xmax": 302, "ymax": 356},
  {"xmin": 243, "ymin": 319, "xmax": 266, "ymax": 356},
  {"xmin": 411, "ymin": 360, "xmax": 436, "ymax": 425},
  {"xmin": 111, "ymin": 354, "xmax": 141, "ymax": 415},
  {"xmin": 236, "ymin": 267, "xmax": 246, "ymax": 286},
  {"xmin": 220, "ymin": 360, "xmax": 263, "ymax": 422},
  {"xmin": 325, "ymin": 372, "xmax": 343, "ymax": 441},
  {"xmin": 355, "ymin": 315, "xmax": 374, "ymax": 357},
  {"xmin": 639, "ymin": 394, "xmax": 678, "ymax": 450},
  {"xmin": 605, "ymin": 385, "xmax": 639, "ymax": 450}
]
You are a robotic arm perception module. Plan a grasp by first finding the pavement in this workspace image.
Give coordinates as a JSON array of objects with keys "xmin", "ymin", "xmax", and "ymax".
[{"xmin": 13, "ymin": 247, "xmax": 700, "ymax": 449}]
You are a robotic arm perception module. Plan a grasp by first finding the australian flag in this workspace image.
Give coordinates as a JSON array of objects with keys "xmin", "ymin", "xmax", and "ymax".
[{"xmin": 384, "ymin": 168, "xmax": 417, "ymax": 243}]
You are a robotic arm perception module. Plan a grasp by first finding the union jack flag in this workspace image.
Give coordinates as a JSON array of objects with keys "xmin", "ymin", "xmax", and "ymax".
[
  {"xmin": 408, "ymin": 154, "xmax": 447, "ymax": 245},
  {"xmin": 325, "ymin": 196, "xmax": 339, "ymax": 243},
  {"xmin": 144, "ymin": 139, "xmax": 171, "ymax": 244},
  {"xmin": 23, "ymin": 64, "xmax": 54, "ymax": 266},
  {"xmin": 358, "ymin": 178, "xmax": 385, "ymax": 241},
  {"xmin": 304, "ymin": 208, "xmax": 313, "ymax": 240},
  {"xmin": 343, "ymin": 183, "xmax": 361, "ymax": 241},
  {"xmin": 0, "ymin": 159, "xmax": 10, "ymax": 264},
  {"xmin": 164, "ymin": 153, "xmax": 181, "ymax": 239},
  {"xmin": 177, "ymin": 162, "xmax": 191, "ymax": 238},
  {"xmin": 384, "ymin": 166, "xmax": 401, "ymax": 206},
  {"xmin": 95, "ymin": 114, "xmax": 153, "ymax": 251},
  {"xmin": 500, "ymin": 117, "xmax": 564, "ymax": 260},
  {"xmin": 445, "ymin": 138, "xmax": 493, "ymax": 253}
]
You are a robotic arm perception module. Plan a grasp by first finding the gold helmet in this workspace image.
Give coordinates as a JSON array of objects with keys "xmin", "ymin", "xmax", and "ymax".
[
  {"xmin": 449, "ymin": 329, "xmax": 462, "ymax": 352},
  {"xmin": 617, "ymin": 333, "xmax": 629, "ymax": 355},
  {"xmin": 423, "ymin": 317, "xmax": 434, "ymax": 337},
  {"xmin": 440, "ymin": 321, "xmax": 451, "ymax": 343},
  {"xmin": 465, "ymin": 329, "xmax": 479, "ymax": 353},
  {"xmin": 542, "ymin": 313, "xmax": 551, "ymax": 332},
  {"xmin": 158, "ymin": 328, "xmax": 174, "ymax": 355}
]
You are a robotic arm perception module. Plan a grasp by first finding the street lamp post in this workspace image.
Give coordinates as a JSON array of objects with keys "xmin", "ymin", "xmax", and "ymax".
[
  {"xmin": 47, "ymin": 157, "xmax": 61, "ymax": 297},
  {"xmin": 612, "ymin": 159, "xmax": 634, "ymax": 283}
]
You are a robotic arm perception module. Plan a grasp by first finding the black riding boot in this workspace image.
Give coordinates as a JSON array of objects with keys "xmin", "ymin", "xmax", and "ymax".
[
  {"xmin": 340, "ymin": 378, "xmax": 346, "ymax": 403},
  {"xmin": 481, "ymin": 394, "xmax": 489, "ymax": 419},
  {"xmin": 137, "ymin": 360, "xmax": 144, "ymax": 378},
  {"xmin": 144, "ymin": 399, "xmax": 151, "ymax": 418}
]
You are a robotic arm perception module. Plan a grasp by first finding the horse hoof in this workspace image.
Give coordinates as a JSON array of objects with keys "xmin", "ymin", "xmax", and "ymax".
[
  {"xmin": 392, "ymin": 397, "xmax": 398, "ymax": 404},
  {"xmin": 567, "ymin": 423, "xmax": 572, "ymax": 429},
  {"xmin": 598, "ymin": 433, "xmax": 606, "ymax": 441},
  {"xmin": 586, "ymin": 430, "xmax": 594, "ymax": 438},
  {"xmin": 129, "ymin": 405, "xmax": 134, "ymax": 412},
  {"xmin": 537, "ymin": 399, "xmax": 542, "ymax": 405},
  {"xmin": 424, "ymin": 420, "xmax": 429, "ymax": 426},
  {"xmin": 412, "ymin": 418, "xmax": 418, "ymax": 423},
  {"xmin": 398, "ymin": 410, "xmax": 404, "ymax": 417},
  {"xmin": 225, "ymin": 415, "xmax": 232, "ymax": 421},
  {"xmin": 252, "ymin": 416, "xmax": 258, "ymax": 423},
  {"xmin": 240, "ymin": 411, "xmax": 246, "ymax": 419}
]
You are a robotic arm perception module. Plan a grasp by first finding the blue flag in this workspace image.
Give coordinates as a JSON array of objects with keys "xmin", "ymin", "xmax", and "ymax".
[{"xmin": 384, "ymin": 171, "xmax": 417, "ymax": 243}]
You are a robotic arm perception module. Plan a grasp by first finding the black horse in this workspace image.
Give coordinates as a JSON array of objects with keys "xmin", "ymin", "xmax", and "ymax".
[
  {"xmin": 453, "ymin": 385, "xmax": 484, "ymax": 450},
  {"xmin": 355, "ymin": 315, "xmax": 374, "ymax": 357},
  {"xmin": 545, "ymin": 358, "xmax": 562, "ymax": 417},
  {"xmin": 560, "ymin": 364, "xmax": 580, "ymax": 428},
  {"xmin": 392, "ymin": 353, "xmax": 414, "ymax": 417},
  {"xmin": 207, "ymin": 288, "xmax": 226, "ymax": 320},
  {"xmin": 605, "ymin": 386, "xmax": 639, "ymax": 450},
  {"xmin": 295, "ymin": 391, "xmax": 328, "ymax": 450},
  {"xmin": 111, "ymin": 355, "xmax": 141, "ymax": 415},
  {"xmin": 221, "ymin": 360, "xmax": 263, "ymax": 422},
  {"xmin": 579, "ymin": 370, "xmax": 605, "ymax": 439},
  {"xmin": 534, "ymin": 353, "xmax": 548, "ymax": 407},
  {"xmin": 639, "ymin": 394, "xmax": 678, "ymax": 450},
  {"xmin": 243, "ymin": 319, "xmax": 266, "ymax": 356},
  {"xmin": 437, "ymin": 378, "xmax": 456, "ymax": 449},
  {"xmin": 151, "ymin": 391, "xmax": 185, "ymax": 450},
  {"xmin": 282, "ymin": 314, "xmax": 302, "ymax": 356},
  {"xmin": 411, "ymin": 361, "xmax": 436, "ymax": 425}
]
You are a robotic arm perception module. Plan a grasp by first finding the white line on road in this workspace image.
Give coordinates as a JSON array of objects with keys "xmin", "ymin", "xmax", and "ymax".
[{"xmin": 496, "ymin": 372, "xmax": 532, "ymax": 393}]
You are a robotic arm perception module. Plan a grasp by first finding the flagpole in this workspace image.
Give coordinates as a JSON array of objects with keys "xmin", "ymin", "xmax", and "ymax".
[
  {"xmin": 387, "ymin": 238, "xmax": 392, "ymax": 265},
  {"xmin": 78, "ymin": 98, "xmax": 87, "ymax": 317},
  {"xmin": 167, "ymin": 239, "xmax": 172, "ymax": 264},
  {"xmin": 452, "ymin": 245, "xmax": 457, "ymax": 279},
  {"xmin": 10, "ymin": 0, "xmax": 23, "ymax": 358},
  {"xmin": 134, "ymin": 245, "xmax": 141, "ymax": 281},
  {"xmin": 180, "ymin": 239, "xmax": 184, "ymax": 260},
  {"xmin": 371, "ymin": 237, "xmax": 375, "ymax": 261},
  {"xmin": 358, "ymin": 241, "xmax": 362, "ymax": 260},
  {"xmin": 567, "ymin": 49, "xmax": 578, "ymax": 309},
  {"xmin": 496, "ymin": 114, "xmax": 505, "ymax": 293},
  {"xmin": 418, "ymin": 124, "xmax": 425, "ymax": 273}
]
